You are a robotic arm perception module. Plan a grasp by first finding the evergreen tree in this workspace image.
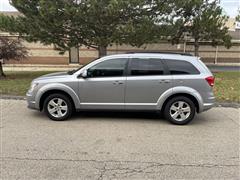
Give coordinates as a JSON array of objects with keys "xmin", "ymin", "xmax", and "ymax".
[
  {"xmin": 236, "ymin": 9, "xmax": 240, "ymax": 21},
  {"xmin": 0, "ymin": 0, "xmax": 171, "ymax": 57},
  {"xmin": 170, "ymin": 0, "xmax": 232, "ymax": 56}
]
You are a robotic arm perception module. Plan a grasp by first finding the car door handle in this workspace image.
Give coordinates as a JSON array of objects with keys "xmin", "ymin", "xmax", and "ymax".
[
  {"xmin": 159, "ymin": 80, "xmax": 171, "ymax": 83},
  {"xmin": 113, "ymin": 81, "xmax": 124, "ymax": 85}
]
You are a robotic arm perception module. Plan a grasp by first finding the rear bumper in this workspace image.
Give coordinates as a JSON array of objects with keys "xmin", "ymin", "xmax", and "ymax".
[
  {"xmin": 199, "ymin": 95, "xmax": 215, "ymax": 113},
  {"xmin": 202, "ymin": 102, "xmax": 215, "ymax": 112}
]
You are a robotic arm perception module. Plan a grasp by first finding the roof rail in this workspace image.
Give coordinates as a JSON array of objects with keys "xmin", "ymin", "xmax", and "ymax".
[{"xmin": 126, "ymin": 51, "xmax": 193, "ymax": 56}]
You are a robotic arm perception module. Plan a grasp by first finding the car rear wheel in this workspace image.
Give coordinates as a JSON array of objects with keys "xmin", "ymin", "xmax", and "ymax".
[
  {"xmin": 164, "ymin": 96, "xmax": 196, "ymax": 125},
  {"xmin": 43, "ymin": 94, "xmax": 73, "ymax": 121}
]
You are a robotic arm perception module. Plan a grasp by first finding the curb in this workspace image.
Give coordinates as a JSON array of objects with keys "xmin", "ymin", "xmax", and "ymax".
[
  {"xmin": 1, "ymin": 95, "xmax": 239, "ymax": 108},
  {"xmin": 206, "ymin": 63, "xmax": 240, "ymax": 67},
  {"xmin": 214, "ymin": 102, "xmax": 240, "ymax": 109},
  {"xmin": 0, "ymin": 95, "xmax": 26, "ymax": 100}
]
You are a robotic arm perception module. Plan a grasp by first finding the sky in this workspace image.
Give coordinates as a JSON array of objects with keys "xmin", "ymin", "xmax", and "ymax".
[{"xmin": 0, "ymin": 0, "xmax": 239, "ymax": 18}]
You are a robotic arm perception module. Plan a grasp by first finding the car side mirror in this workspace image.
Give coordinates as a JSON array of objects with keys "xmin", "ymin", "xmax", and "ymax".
[{"xmin": 79, "ymin": 69, "xmax": 88, "ymax": 78}]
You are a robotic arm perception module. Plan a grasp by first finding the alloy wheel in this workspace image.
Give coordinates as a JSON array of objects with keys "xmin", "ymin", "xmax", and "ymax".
[
  {"xmin": 47, "ymin": 98, "xmax": 68, "ymax": 118},
  {"xmin": 170, "ymin": 101, "xmax": 191, "ymax": 122}
]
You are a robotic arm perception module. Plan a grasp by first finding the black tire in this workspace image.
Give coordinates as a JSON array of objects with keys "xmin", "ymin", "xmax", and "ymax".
[
  {"xmin": 164, "ymin": 96, "xmax": 196, "ymax": 125},
  {"xmin": 43, "ymin": 93, "xmax": 73, "ymax": 121}
]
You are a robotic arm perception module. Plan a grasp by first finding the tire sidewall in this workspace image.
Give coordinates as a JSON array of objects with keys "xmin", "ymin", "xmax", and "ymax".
[
  {"xmin": 43, "ymin": 94, "xmax": 73, "ymax": 121},
  {"xmin": 164, "ymin": 96, "xmax": 196, "ymax": 125}
]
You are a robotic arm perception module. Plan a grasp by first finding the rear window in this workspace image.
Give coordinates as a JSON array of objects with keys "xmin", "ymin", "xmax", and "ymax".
[
  {"xmin": 164, "ymin": 60, "xmax": 200, "ymax": 75},
  {"xmin": 198, "ymin": 58, "xmax": 212, "ymax": 74}
]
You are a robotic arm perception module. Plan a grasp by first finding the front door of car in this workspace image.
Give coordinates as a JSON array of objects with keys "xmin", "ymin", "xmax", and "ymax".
[
  {"xmin": 78, "ymin": 58, "xmax": 128, "ymax": 110},
  {"xmin": 125, "ymin": 58, "xmax": 173, "ymax": 110}
]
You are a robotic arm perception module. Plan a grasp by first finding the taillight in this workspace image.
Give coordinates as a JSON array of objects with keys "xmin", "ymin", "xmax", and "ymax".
[{"xmin": 205, "ymin": 76, "xmax": 215, "ymax": 87}]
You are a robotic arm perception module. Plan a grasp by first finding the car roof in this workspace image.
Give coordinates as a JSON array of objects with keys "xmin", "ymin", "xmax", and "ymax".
[{"xmin": 104, "ymin": 53, "xmax": 198, "ymax": 61}]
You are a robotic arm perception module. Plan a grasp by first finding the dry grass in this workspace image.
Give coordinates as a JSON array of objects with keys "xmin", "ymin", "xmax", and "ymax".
[{"xmin": 213, "ymin": 71, "xmax": 240, "ymax": 103}]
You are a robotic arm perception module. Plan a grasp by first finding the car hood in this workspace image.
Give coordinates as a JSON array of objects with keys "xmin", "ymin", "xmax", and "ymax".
[{"xmin": 35, "ymin": 72, "xmax": 70, "ymax": 81}]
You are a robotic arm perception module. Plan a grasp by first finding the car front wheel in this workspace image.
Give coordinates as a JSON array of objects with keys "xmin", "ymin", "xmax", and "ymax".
[
  {"xmin": 164, "ymin": 96, "xmax": 196, "ymax": 125},
  {"xmin": 43, "ymin": 94, "xmax": 73, "ymax": 121}
]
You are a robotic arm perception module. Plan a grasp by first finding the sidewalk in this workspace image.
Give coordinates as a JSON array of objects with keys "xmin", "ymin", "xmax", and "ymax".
[
  {"xmin": 205, "ymin": 63, "xmax": 240, "ymax": 66},
  {"xmin": 3, "ymin": 64, "xmax": 82, "ymax": 71}
]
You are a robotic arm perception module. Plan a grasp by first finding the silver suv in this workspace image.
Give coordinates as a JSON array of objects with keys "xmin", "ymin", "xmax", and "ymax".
[{"xmin": 27, "ymin": 52, "xmax": 215, "ymax": 125}]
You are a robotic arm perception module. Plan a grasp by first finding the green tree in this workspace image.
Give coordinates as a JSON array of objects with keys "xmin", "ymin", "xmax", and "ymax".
[
  {"xmin": 236, "ymin": 9, "xmax": 240, "ymax": 21},
  {"xmin": 170, "ymin": 0, "xmax": 232, "ymax": 56},
  {"xmin": 0, "ymin": 0, "xmax": 172, "ymax": 58},
  {"xmin": 0, "ymin": 37, "xmax": 28, "ymax": 78},
  {"xmin": 72, "ymin": 0, "xmax": 153, "ymax": 57}
]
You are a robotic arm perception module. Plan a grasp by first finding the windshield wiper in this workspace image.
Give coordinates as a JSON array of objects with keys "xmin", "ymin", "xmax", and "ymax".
[
  {"xmin": 66, "ymin": 58, "xmax": 99, "ymax": 75},
  {"xmin": 67, "ymin": 69, "xmax": 77, "ymax": 75}
]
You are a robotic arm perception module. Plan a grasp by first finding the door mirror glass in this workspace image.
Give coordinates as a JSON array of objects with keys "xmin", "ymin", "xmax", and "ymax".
[{"xmin": 80, "ymin": 69, "xmax": 88, "ymax": 78}]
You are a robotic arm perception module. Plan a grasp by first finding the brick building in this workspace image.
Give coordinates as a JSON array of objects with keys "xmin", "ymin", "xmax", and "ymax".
[{"xmin": 1, "ymin": 12, "xmax": 239, "ymax": 65}]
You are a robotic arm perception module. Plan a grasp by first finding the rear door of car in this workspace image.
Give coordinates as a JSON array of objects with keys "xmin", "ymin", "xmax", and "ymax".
[
  {"xmin": 125, "ymin": 57, "xmax": 173, "ymax": 110},
  {"xmin": 162, "ymin": 59, "xmax": 213, "ymax": 104},
  {"xmin": 162, "ymin": 58, "xmax": 204, "ymax": 91}
]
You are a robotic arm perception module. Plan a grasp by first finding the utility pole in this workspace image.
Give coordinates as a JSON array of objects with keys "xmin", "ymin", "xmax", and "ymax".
[{"xmin": 214, "ymin": 46, "xmax": 219, "ymax": 64}]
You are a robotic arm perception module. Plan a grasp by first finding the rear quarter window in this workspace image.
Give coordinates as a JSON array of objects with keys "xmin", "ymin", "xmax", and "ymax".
[{"xmin": 164, "ymin": 60, "xmax": 200, "ymax": 75}]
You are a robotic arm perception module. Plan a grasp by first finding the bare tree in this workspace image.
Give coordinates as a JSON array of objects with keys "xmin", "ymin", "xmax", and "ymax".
[{"xmin": 0, "ymin": 37, "xmax": 28, "ymax": 78}]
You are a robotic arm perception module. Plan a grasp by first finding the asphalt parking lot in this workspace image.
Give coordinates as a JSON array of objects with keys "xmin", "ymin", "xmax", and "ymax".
[{"xmin": 1, "ymin": 99, "xmax": 239, "ymax": 179}]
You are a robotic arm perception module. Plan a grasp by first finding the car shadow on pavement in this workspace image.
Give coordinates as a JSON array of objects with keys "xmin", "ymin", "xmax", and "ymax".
[
  {"xmin": 72, "ymin": 110, "xmax": 210, "ymax": 125},
  {"xmin": 31, "ymin": 110, "xmax": 209, "ymax": 125},
  {"xmin": 73, "ymin": 111, "xmax": 165, "ymax": 121},
  {"xmin": 73, "ymin": 111, "xmax": 209, "ymax": 125}
]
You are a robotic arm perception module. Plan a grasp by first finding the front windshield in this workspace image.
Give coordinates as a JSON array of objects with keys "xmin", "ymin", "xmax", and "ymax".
[{"xmin": 67, "ymin": 58, "xmax": 100, "ymax": 75}]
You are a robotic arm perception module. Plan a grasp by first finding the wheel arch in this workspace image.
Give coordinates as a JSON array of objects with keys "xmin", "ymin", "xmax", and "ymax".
[
  {"xmin": 162, "ymin": 93, "xmax": 200, "ymax": 113},
  {"xmin": 35, "ymin": 83, "xmax": 81, "ymax": 111},
  {"xmin": 157, "ymin": 87, "xmax": 203, "ymax": 113}
]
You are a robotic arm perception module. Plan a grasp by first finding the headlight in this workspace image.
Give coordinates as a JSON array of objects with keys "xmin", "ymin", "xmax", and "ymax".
[{"xmin": 28, "ymin": 82, "xmax": 39, "ymax": 93}]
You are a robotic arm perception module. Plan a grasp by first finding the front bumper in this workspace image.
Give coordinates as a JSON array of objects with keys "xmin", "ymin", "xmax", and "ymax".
[{"xmin": 26, "ymin": 92, "xmax": 38, "ymax": 110}]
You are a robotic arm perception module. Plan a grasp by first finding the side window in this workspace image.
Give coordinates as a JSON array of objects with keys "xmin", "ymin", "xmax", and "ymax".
[
  {"xmin": 87, "ymin": 58, "xmax": 128, "ymax": 77},
  {"xmin": 130, "ymin": 58, "xmax": 164, "ymax": 76},
  {"xmin": 164, "ymin": 60, "xmax": 200, "ymax": 75}
]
